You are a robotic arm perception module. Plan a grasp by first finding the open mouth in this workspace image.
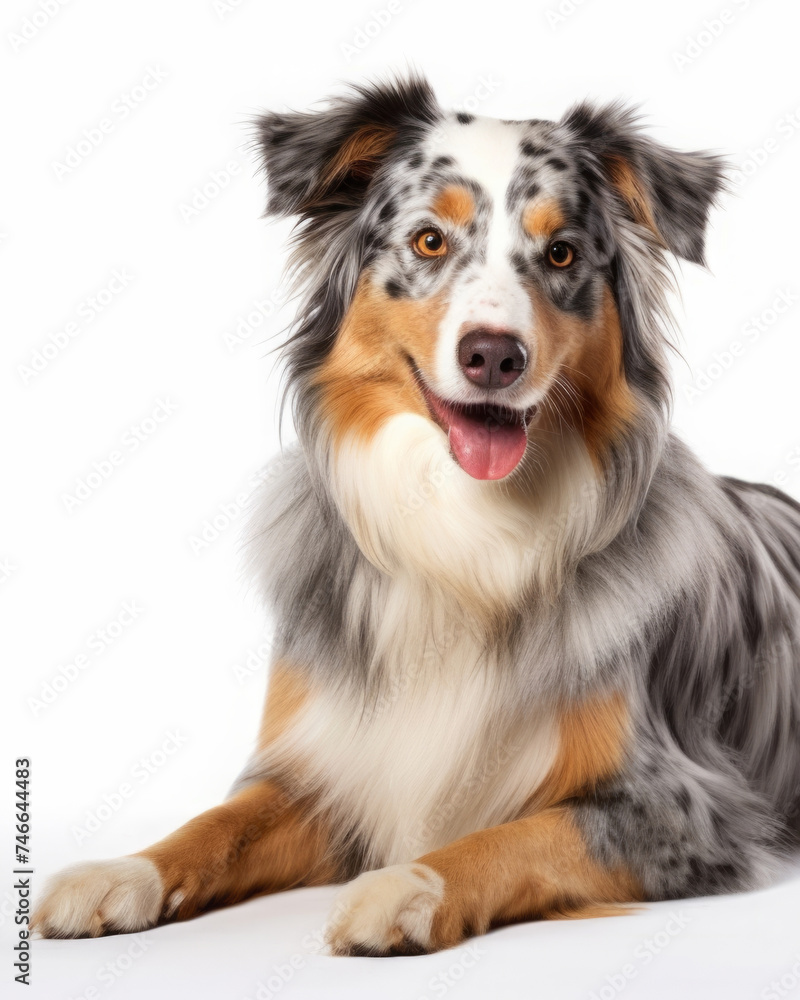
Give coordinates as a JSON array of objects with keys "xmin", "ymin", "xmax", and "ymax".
[{"xmin": 415, "ymin": 374, "xmax": 536, "ymax": 481}]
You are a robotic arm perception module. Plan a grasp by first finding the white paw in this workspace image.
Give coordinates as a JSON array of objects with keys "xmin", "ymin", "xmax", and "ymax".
[
  {"xmin": 32, "ymin": 857, "xmax": 163, "ymax": 938},
  {"xmin": 325, "ymin": 862, "xmax": 445, "ymax": 956}
]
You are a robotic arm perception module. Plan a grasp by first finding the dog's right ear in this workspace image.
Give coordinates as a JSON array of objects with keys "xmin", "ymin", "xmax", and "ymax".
[{"xmin": 254, "ymin": 75, "xmax": 441, "ymax": 219}]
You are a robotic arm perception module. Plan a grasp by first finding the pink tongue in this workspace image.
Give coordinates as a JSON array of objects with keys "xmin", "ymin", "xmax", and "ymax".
[{"xmin": 447, "ymin": 410, "xmax": 527, "ymax": 480}]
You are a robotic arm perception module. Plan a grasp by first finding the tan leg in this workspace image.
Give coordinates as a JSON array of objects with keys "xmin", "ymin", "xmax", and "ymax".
[
  {"xmin": 32, "ymin": 780, "xmax": 334, "ymax": 938},
  {"xmin": 326, "ymin": 806, "xmax": 642, "ymax": 956}
]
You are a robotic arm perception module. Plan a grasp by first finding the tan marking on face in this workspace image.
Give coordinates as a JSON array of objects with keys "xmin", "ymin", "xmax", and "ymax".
[
  {"xmin": 313, "ymin": 276, "xmax": 448, "ymax": 444},
  {"xmin": 529, "ymin": 284, "xmax": 637, "ymax": 466},
  {"xmin": 321, "ymin": 124, "xmax": 396, "ymax": 191},
  {"xmin": 418, "ymin": 806, "xmax": 642, "ymax": 949},
  {"xmin": 530, "ymin": 691, "xmax": 630, "ymax": 811},
  {"xmin": 431, "ymin": 184, "xmax": 475, "ymax": 227},
  {"xmin": 606, "ymin": 154, "xmax": 666, "ymax": 247},
  {"xmin": 258, "ymin": 661, "xmax": 310, "ymax": 749},
  {"xmin": 523, "ymin": 198, "xmax": 565, "ymax": 239}
]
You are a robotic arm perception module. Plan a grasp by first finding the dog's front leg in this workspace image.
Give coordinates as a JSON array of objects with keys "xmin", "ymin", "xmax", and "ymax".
[
  {"xmin": 325, "ymin": 805, "xmax": 641, "ymax": 956},
  {"xmin": 32, "ymin": 779, "xmax": 333, "ymax": 938}
]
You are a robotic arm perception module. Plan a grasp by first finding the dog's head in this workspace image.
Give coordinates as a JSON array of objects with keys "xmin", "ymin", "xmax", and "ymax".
[{"xmin": 256, "ymin": 75, "xmax": 723, "ymax": 486}]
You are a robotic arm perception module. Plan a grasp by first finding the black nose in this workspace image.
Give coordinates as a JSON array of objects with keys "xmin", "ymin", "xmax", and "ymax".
[{"xmin": 457, "ymin": 329, "xmax": 527, "ymax": 389}]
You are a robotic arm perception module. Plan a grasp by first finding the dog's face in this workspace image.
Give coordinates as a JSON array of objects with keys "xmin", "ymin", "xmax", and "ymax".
[
  {"xmin": 254, "ymin": 76, "xmax": 724, "ymax": 603},
  {"xmin": 257, "ymin": 77, "xmax": 722, "ymax": 490},
  {"xmin": 317, "ymin": 115, "xmax": 639, "ymax": 482}
]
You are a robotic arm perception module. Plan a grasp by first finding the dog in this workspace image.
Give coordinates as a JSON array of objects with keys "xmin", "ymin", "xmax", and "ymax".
[{"xmin": 33, "ymin": 74, "xmax": 800, "ymax": 956}]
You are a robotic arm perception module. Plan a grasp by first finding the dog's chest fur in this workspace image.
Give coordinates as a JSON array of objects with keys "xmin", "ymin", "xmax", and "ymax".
[{"xmin": 270, "ymin": 609, "xmax": 559, "ymax": 867}]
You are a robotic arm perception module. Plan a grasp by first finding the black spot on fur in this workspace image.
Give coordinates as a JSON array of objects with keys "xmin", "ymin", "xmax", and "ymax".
[
  {"xmin": 456, "ymin": 112, "xmax": 474, "ymax": 124},
  {"xmin": 562, "ymin": 277, "xmax": 596, "ymax": 320},
  {"xmin": 576, "ymin": 160, "xmax": 603, "ymax": 195},
  {"xmin": 575, "ymin": 189, "xmax": 591, "ymax": 221},
  {"xmin": 521, "ymin": 140, "xmax": 546, "ymax": 158},
  {"xmin": 676, "ymin": 786, "xmax": 692, "ymax": 815},
  {"xmin": 366, "ymin": 234, "xmax": 388, "ymax": 254},
  {"xmin": 510, "ymin": 251, "xmax": 528, "ymax": 276}
]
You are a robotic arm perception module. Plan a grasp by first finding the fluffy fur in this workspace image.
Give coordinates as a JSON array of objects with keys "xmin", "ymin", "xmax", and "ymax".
[{"xmin": 33, "ymin": 74, "xmax": 800, "ymax": 954}]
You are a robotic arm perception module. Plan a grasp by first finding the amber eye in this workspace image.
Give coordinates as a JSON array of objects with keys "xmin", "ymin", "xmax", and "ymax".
[
  {"xmin": 547, "ymin": 241, "xmax": 575, "ymax": 268},
  {"xmin": 413, "ymin": 229, "xmax": 447, "ymax": 258}
]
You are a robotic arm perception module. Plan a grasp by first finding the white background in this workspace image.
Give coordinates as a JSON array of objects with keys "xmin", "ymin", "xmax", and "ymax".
[{"xmin": 3, "ymin": 0, "xmax": 800, "ymax": 997}]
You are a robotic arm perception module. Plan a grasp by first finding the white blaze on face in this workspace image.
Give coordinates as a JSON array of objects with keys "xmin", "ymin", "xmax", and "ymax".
[{"xmin": 425, "ymin": 118, "xmax": 536, "ymax": 402}]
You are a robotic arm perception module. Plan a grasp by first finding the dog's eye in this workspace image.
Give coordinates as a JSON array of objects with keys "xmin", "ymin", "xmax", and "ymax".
[
  {"xmin": 547, "ymin": 241, "xmax": 575, "ymax": 268},
  {"xmin": 412, "ymin": 229, "xmax": 447, "ymax": 258}
]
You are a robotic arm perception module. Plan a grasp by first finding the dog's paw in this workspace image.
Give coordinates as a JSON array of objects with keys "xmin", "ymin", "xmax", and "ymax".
[
  {"xmin": 325, "ymin": 862, "xmax": 446, "ymax": 956},
  {"xmin": 31, "ymin": 857, "xmax": 163, "ymax": 938}
]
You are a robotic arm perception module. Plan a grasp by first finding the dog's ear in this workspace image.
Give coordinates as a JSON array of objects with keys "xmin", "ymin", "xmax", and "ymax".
[
  {"xmin": 254, "ymin": 75, "xmax": 440, "ymax": 219},
  {"xmin": 562, "ymin": 101, "xmax": 726, "ymax": 265}
]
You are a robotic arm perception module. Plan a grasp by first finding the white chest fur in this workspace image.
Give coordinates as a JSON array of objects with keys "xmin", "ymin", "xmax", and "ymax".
[
  {"xmin": 266, "ymin": 613, "xmax": 559, "ymax": 867},
  {"xmin": 327, "ymin": 413, "xmax": 602, "ymax": 613}
]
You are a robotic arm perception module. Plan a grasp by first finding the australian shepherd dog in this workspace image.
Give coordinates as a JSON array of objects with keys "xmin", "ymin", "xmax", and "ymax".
[{"xmin": 33, "ymin": 75, "xmax": 800, "ymax": 956}]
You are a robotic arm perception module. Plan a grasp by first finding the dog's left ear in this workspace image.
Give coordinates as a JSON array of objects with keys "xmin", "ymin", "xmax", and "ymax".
[
  {"xmin": 254, "ymin": 75, "xmax": 441, "ymax": 220},
  {"xmin": 563, "ymin": 101, "xmax": 726, "ymax": 265}
]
